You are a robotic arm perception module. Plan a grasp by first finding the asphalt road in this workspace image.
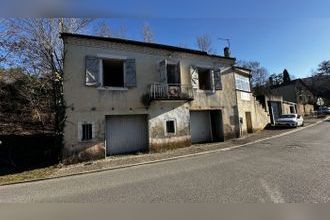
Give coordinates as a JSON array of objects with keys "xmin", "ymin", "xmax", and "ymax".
[{"xmin": 1, "ymin": 120, "xmax": 330, "ymax": 203}]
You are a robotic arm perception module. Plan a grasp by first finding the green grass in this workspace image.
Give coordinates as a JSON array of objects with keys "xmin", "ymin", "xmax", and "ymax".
[{"xmin": 0, "ymin": 166, "xmax": 59, "ymax": 185}]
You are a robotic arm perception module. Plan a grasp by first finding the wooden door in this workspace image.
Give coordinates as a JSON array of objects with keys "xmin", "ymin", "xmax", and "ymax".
[{"xmin": 245, "ymin": 112, "xmax": 253, "ymax": 133}]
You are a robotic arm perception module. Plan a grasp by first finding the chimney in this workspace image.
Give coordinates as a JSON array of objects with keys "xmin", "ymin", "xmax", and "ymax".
[{"xmin": 224, "ymin": 47, "xmax": 231, "ymax": 57}]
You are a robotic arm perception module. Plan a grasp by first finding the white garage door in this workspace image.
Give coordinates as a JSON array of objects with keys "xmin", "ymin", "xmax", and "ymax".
[
  {"xmin": 190, "ymin": 111, "xmax": 212, "ymax": 143},
  {"xmin": 106, "ymin": 115, "xmax": 148, "ymax": 156}
]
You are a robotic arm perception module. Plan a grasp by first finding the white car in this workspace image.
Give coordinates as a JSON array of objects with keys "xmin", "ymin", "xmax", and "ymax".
[
  {"xmin": 275, "ymin": 114, "xmax": 304, "ymax": 128},
  {"xmin": 317, "ymin": 107, "xmax": 330, "ymax": 115}
]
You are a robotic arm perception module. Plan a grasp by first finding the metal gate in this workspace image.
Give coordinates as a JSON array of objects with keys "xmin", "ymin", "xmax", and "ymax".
[{"xmin": 106, "ymin": 115, "xmax": 148, "ymax": 155}]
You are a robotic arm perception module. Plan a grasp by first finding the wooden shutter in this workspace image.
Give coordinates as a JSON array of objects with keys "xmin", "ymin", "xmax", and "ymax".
[
  {"xmin": 190, "ymin": 66, "xmax": 199, "ymax": 89},
  {"xmin": 209, "ymin": 69, "xmax": 215, "ymax": 91},
  {"xmin": 125, "ymin": 59, "xmax": 137, "ymax": 87},
  {"xmin": 174, "ymin": 61, "xmax": 181, "ymax": 84},
  {"xmin": 85, "ymin": 56, "xmax": 100, "ymax": 86},
  {"xmin": 213, "ymin": 69, "xmax": 222, "ymax": 90},
  {"xmin": 159, "ymin": 59, "xmax": 167, "ymax": 84}
]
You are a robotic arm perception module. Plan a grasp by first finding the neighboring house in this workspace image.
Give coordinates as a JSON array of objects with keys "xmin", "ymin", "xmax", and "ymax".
[
  {"xmin": 270, "ymin": 79, "xmax": 315, "ymax": 116},
  {"xmin": 257, "ymin": 95, "xmax": 297, "ymax": 125},
  {"xmin": 61, "ymin": 33, "xmax": 269, "ymax": 163}
]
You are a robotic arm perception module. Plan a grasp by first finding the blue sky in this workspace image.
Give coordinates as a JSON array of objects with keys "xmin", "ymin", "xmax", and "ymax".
[
  {"xmin": 2, "ymin": 0, "xmax": 330, "ymax": 78},
  {"xmin": 97, "ymin": 17, "xmax": 330, "ymax": 78}
]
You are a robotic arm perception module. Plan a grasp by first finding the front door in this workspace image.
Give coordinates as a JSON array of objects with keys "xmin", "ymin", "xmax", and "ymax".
[{"xmin": 245, "ymin": 112, "xmax": 253, "ymax": 133}]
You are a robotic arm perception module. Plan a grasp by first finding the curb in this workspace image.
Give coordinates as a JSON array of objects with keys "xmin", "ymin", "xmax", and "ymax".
[{"xmin": 1, "ymin": 116, "xmax": 328, "ymax": 187}]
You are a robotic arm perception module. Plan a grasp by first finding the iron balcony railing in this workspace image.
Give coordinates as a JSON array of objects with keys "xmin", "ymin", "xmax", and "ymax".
[{"xmin": 149, "ymin": 83, "xmax": 194, "ymax": 101}]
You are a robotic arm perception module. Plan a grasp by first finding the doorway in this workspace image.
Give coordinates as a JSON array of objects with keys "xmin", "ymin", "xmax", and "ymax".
[
  {"xmin": 190, "ymin": 110, "xmax": 224, "ymax": 143},
  {"xmin": 245, "ymin": 112, "xmax": 253, "ymax": 134}
]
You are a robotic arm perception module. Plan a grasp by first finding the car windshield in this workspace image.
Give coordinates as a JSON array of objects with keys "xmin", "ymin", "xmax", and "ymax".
[{"xmin": 280, "ymin": 115, "xmax": 296, "ymax": 118}]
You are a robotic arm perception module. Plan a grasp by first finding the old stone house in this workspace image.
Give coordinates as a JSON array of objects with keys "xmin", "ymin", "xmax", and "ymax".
[
  {"xmin": 270, "ymin": 79, "xmax": 315, "ymax": 116},
  {"xmin": 61, "ymin": 33, "xmax": 269, "ymax": 163}
]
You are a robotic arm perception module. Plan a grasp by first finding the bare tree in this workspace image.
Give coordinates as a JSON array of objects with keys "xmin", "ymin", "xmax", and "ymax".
[
  {"xmin": 110, "ymin": 24, "xmax": 128, "ymax": 39},
  {"xmin": 142, "ymin": 23, "xmax": 154, "ymax": 43},
  {"xmin": 196, "ymin": 33, "xmax": 213, "ymax": 53},
  {"xmin": 95, "ymin": 20, "xmax": 112, "ymax": 37},
  {"xmin": 0, "ymin": 18, "xmax": 93, "ymax": 139},
  {"xmin": 237, "ymin": 60, "xmax": 269, "ymax": 87}
]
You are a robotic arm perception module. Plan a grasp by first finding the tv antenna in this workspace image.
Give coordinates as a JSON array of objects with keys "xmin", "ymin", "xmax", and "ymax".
[{"xmin": 218, "ymin": 37, "xmax": 231, "ymax": 48}]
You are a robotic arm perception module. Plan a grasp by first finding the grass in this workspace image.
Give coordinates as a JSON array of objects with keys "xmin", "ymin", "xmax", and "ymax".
[{"xmin": 0, "ymin": 166, "xmax": 58, "ymax": 186}]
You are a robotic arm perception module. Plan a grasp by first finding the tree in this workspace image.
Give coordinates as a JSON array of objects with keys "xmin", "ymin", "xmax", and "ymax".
[
  {"xmin": 236, "ymin": 60, "xmax": 269, "ymax": 87},
  {"xmin": 95, "ymin": 20, "xmax": 112, "ymax": 37},
  {"xmin": 316, "ymin": 60, "xmax": 330, "ymax": 76},
  {"xmin": 0, "ymin": 18, "xmax": 93, "ymax": 143},
  {"xmin": 282, "ymin": 69, "xmax": 291, "ymax": 84},
  {"xmin": 196, "ymin": 33, "xmax": 213, "ymax": 53},
  {"xmin": 142, "ymin": 23, "xmax": 154, "ymax": 43}
]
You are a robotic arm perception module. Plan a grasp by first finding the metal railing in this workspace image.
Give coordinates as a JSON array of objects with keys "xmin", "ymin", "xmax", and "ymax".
[{"xmin": 149, "ymin": 83, "xmax": 194, "ymax": 101}]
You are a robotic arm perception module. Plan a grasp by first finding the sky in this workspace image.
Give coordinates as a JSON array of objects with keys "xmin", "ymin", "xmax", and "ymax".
[
  {"xmin": 2, "ymin": 0, "xmax": 330, "ymax": 78},
  {"xmin": 103, "ymin": 17, "xmax": 330, "ymax": 78}
]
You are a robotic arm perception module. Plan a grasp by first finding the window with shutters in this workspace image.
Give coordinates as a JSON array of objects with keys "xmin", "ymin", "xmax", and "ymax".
[
  {"xmin": 102, "ymin": 59, "xmax": 125, "ymax": 87},
  {"xmin": 197, "ymin": 67, "xmax": 213, "ymax": 90},
  {"xmin": 85, "ymin": 56, "xmax": 136, "ymax": 89},
  {"xmin": 81, "ymin": 123, "xmax": 93, "ymax": 141}
]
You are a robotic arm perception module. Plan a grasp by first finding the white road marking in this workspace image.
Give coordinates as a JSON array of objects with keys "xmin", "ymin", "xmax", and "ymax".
[{"xmin": 260, "ymin": 178, "xmax": 285, "ymax": 203}]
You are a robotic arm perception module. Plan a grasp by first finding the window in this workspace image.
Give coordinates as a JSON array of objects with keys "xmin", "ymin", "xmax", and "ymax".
[
  {"xmin": 102, "ymin": 59, "xmax": 124, "ymax": 87},
  {"xmin": 167, "ymin": 63, "xmax": 180, "ymax": 84},
  {"xmin": 166, "ymin": 120, "xmax": 176, "ymax": 134},
  {"xmin": 81, "ymin": 123, "xmax": 93, "ymax": 141},
  {"xmin": 198, "ymin": 68, "xmax": 213, "ymax": 90},
  {"xmin": 235, "ymin": 74, "xmax": 251, "ymax": 92}
]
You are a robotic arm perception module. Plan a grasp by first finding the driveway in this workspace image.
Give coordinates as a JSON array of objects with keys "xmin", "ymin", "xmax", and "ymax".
[{"xmin": 1, "ymin": 120, "xmax": 330, "ymax": 203}]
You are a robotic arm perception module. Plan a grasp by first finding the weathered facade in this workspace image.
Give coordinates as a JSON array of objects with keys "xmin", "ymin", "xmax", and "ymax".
[
  {"xmin": 270, "ymin": 79, "xmax": 315, "ymax": 116},
  {"xmin": 61, "ymin": 33, "xmax": 269, "ymax": 163},
  {"xmin": 257, "ymin": 95, "xmax": 297, "ymax": 125},
  {"xmin": 225, "ymin": 67, "xmax": 270, "ymax": 135}
]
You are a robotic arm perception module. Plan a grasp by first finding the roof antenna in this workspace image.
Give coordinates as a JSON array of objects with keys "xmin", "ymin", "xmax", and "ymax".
[{"xmin": 218, "ymin": 37, "xmax": 231, "ymax": 57}]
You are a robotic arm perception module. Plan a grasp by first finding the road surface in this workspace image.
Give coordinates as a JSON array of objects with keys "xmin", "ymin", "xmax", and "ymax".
[{"xmin": 1, "ymin": 120, "xmax": 330, "ymax": 202}]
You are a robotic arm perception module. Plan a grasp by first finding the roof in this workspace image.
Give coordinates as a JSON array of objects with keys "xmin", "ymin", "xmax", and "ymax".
[
  {"xmin": 233, "ymin": 66, "xmax": 251, "ymax": 72},
  {"xmin": 271, "ymin": 79, "xmax": 310, "ymax": 89},
  {"xmin": 60, "ymin": 33, "xmax": 236, "ymax": 61}
]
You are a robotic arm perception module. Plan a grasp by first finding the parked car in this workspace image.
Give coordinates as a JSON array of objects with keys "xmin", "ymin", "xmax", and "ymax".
[
  {"xmin": 316, "ymin": 106, "xmax": 330, "ymax": 115},
  {"xmin": 275, "ymin": 114, "xmax": 304, "ymax": 128}
]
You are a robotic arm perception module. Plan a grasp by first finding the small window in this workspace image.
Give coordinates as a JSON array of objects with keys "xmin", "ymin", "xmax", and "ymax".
[
  {"xmin": 103, "ymin": 59, "xmax": 124, "ymax": 87},
  {"xmin": 198, "ymin": 68, "xmax": 213, "ymax": 90},
  {"xmin": 166, "ymin": 120, "xmax": 176, "ymax": 134},
  {"xmin": 82, "ymin": 123, "xmax": 93, "ymax": 141}
]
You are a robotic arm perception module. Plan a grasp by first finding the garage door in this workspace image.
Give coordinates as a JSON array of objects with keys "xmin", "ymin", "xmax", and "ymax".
[
  {"xmin": 106, "ymin": 115, "xmax": 148, "ymax": 155},
  {"xmin": 190, "ymin": 111, "xmax": 212, "ymax": 143}
]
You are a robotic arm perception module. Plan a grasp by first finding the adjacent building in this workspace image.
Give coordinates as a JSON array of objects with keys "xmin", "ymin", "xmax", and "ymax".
[
  {"xmin": 61, "ymin": 33, "xmax": 269, "ymax": 163},
  {"xmin": 270, "ymin": 79, "xmax": 315, "ymax": 116}
]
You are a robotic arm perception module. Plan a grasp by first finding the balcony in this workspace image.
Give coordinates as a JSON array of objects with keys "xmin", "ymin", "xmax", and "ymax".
[{"xmin": 148, "ymin": 83, "xmax": 194, "ymax": 101}]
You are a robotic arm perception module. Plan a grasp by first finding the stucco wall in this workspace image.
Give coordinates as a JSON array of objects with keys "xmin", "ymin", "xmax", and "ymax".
[
  {"xmin": 236, "ymin": 90, "xmax": 270, "ymax": 135},
  {"xmin": 62, "ymin": 36, "xmax": 236, "ymax": 163}
]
